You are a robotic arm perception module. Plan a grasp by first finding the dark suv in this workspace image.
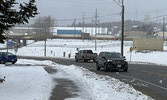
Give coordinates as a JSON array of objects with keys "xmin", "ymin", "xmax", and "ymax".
[{"xmin": 96, "ymin": 52, "xmax": 128, "ymax": 72}]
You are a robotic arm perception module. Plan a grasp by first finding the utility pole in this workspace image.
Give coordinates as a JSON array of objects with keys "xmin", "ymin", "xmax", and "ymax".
[
  {"xmin": 95, "ymin": 9, "xmax": 98, "ymax": 51},
  {"xmin": 44, "ymin": 26, "xmax": 46, "ymax": 57},
  {"xmin": 98, "ymin": 20, "xmax": 100, "ymax": 35},
  {"xmin": 82, "ymin": 12, "xmax": 85, "ymax": 41},
  {"xmin": 156, "ymin": 10, "xmax": 159, "ymax": 21},
  {"xmin": 74, "ymin": 18, "xmax": 76, "ymax": 30},
  {"xmin": 91, "ymin": 19, "xmax": 93, "ymax": 35},
  {"xmin": 121, "ymin": 0, "xmax": 124, "ymax": 56},
  {"xmin": 163, "ymin": 17, "xmax": 165, "ymax": 40},
  {"xmin": 112, "ymin": 0, "xmax": 124, "ymax": 56},
  {"xmin": 91, "ymin": 17, "xmax": 94, "ymax": 36},
  {"xmin": 135, "ymin": 9, "xmax": 138, "ymax": 21}
]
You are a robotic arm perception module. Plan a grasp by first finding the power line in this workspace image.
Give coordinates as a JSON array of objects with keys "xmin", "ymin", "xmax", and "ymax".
[
  {"xmin": 29, "ymin": 12, "xmax": 120, "ymax": 22},
  {"xmin": 55, "ymin": 12, "xmax": 120, "ymax": 22},
  {"xmin": 98, "ymin": 12, "xmax": 120, "ymax": 18},
  {"xmin": 112, "ymin": 0, "xmax": 121, "ymax": 7},
  {"xmin": 104, "ymin": 13, "xmax": 167, "ymax": 23},
  {"xmin": 29, "ymin": 12, "xmax": 167, "ymax": 26}
]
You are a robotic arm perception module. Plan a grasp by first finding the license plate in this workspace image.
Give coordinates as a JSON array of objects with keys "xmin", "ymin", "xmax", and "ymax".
[{"xmin": 117, "ymin": 65, "xmax": 121, "ymax": 67}]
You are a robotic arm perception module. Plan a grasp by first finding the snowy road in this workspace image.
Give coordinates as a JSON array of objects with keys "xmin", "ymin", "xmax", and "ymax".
[{"xmin": 18, "ymin": 56, "xmax": 167, "ymax": 100}]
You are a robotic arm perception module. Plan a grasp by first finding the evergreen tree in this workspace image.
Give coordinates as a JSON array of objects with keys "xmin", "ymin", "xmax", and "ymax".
[{"xmin": 0, "ymin": 0, "xmax": 38, "ymax": 43}]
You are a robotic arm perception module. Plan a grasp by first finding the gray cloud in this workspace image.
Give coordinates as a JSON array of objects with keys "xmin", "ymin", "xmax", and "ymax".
[{"xmin": 17, "ymin": 0, "xmax": 167, "ymax": 25}]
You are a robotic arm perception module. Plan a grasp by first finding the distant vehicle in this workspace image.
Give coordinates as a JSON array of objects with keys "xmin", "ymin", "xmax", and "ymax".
[
  {"xmin": 0, "ymin": 52, "xmax": 17, "ymax": 64},
  {"xmin": 75, "ymin": 50, "xmax": 97, "ymax": 62},
  {"xmin": 96, "ymin": 52, "xmax": 128, "ymax": 72}
]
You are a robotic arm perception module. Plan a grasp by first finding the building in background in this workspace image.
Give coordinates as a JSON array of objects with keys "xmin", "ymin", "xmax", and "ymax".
[{"xmin": 57, "ymin": 30, "xmax": 82, "ymax": 38}]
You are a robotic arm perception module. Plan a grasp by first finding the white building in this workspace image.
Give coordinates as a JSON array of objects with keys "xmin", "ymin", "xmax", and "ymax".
[{"xmin": 53, "ymin": 27, "xmax": 108, "ymax": 36}]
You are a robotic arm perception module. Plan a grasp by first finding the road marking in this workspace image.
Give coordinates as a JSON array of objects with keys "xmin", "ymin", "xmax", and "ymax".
[{"xmin": 116, "ymin": 73, "xmax": 167, "ymax": 91}]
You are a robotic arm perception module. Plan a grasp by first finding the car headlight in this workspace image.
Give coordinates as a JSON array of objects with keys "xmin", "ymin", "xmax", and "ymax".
[{"xmin": 107, "ymin": 60, "xmax": 113, "ymax": 62}]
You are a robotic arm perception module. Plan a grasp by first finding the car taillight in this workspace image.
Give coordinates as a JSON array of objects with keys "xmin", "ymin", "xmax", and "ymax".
[
  {"xmin": 5, "ymin": 56, "xmax": 8, "ymax": 58},
  {"xmin": 85, "ymin": 54, "xmax": 87, "ymax": 56}
]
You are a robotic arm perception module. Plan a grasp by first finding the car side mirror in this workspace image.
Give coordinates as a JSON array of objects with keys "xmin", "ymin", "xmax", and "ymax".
[{"xmin": 123, "ymin": 56, "xmax": 126, "ymax": 60}]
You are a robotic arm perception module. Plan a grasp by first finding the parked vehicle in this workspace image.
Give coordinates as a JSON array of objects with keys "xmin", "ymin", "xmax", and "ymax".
[
  {"xmin": 96, "ymin": 52, "xmax": 128, "ymax": 72},
  {"xmin": 0, "ymin": 52, "xmax": 17, "ymax": 64},
  {"xmin": 75, "ymin": 50, "xmax": 97, "ymax": 62}
]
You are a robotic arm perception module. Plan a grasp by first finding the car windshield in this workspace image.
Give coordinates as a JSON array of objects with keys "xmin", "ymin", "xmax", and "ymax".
[
  {"xmin": 4, "ymin": 52, "xmax": 13, "ymax": 55},
  {"xmin": 106, "ymin": 53, "xmax": 123, "ymax": 58},
  {"xmin": 83, "ymin": 50, "xmax": 93, "ymax": 54}
]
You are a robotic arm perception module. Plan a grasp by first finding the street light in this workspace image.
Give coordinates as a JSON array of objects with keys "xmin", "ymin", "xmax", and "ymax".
[{"xmin": 113, "ymin": 0, "xmax": 124, "ymax": 56}]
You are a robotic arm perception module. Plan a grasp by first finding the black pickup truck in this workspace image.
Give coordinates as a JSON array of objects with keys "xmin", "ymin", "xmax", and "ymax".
[
  {"xmin": 75, "ymin": 50, "xmax": 97, "ymax": 62},
  {"xmin": 96, "ymin": 52, "xmax": 128, "ymax": 72}
]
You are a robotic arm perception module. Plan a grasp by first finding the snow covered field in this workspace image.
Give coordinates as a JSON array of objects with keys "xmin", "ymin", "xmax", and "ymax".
[
  {"xmin": 0, "ymin": 59, "xmax": 153, "ymax": 100},
  {"xmin": 1, "ymin": 39, "xmax": 167, "ymax": 66}
]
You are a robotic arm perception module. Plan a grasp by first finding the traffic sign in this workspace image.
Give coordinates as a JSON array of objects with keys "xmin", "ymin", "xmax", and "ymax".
[{"xmin": 130, "ymin": 47, "xmax": 133, "ymax": 52}]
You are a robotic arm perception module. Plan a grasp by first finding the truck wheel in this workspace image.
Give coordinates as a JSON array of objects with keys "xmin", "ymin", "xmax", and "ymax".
[
  {"xmin": 104, "ymin": 64, "xmax": 109, "ymax": 72},
  {"xmin": 75, "ymin": 57, "xmax": 78, "ymax": 62},
  {"xmin": 75, "ymin": 56, "xmax": 78, "ymax": 62},
  {"xmin": 124, "ymin": 68, "xmax": 128, "ymax": 72},
  {"xmin": 84, "ymin": 59, "xmax": 88, "ymax": 62},
  {"xmin": 96, "ymin": 62, "xmax": 100, "ymax": 70},
  {"xmin": 124, "ymin": 63, "xmax": 128, "ymax": 72},
  {"xmin": 75, "ymin": 59, "xmax": 78, "ymax": 62}
]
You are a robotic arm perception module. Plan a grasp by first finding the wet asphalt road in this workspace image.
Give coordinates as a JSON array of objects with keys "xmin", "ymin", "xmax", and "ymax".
[{"xmin": 18, "ymin": 56, "xmax": 167, "ymax": 100}]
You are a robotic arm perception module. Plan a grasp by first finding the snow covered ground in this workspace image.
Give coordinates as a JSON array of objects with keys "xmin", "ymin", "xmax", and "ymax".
[
  {"xmin": 0, "ymin": 59, "xmax": 153, "ymax": 100},
  {"xmin": 0, "ymin": 61, "xmax": 52, "ymax": 100}
]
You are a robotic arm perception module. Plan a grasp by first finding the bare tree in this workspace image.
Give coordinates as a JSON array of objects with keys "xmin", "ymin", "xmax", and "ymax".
[{"xmin": 33, "ymin": 16, "xmax": 55, "ymax": 40}]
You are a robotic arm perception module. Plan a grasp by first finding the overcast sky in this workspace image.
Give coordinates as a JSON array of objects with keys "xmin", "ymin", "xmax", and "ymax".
[{"xmin": 18, "ymin": 0, "xmax": 167, "ymax": 25}]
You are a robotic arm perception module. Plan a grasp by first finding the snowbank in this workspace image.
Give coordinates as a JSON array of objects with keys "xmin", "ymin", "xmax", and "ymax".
[{"xmin": 0, "ymin": 66, "xmax": 52, "ymax": 100}]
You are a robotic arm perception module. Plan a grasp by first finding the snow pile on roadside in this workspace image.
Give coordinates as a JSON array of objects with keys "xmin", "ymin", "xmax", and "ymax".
[
  {"xmin": 0, "ymin": 66, "xmax": 52, "ymax": 100},
  {"xmin": 52, "ymin": 63, "xmax": 153, "ymax": 100}
]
